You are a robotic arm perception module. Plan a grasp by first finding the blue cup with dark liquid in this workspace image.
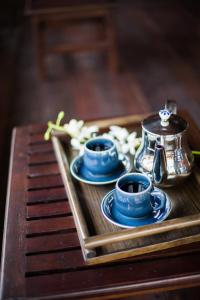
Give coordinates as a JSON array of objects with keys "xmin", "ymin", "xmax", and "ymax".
[
  {"xmin": 114, "ymin": 172, "xmax": 166, "ymax": 219},
  {"xmin": 83, "ymin": 137, "xmax": 119, "ymax": 176}
]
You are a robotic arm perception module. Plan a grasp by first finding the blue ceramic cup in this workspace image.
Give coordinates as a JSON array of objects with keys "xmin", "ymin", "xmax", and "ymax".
[
  {"xmin": 114, "ymin": 172, "xmax": 166, "ymax": 218},
  {"xmin": 83, "ymin": 137, "xmax": 119, "ymax": 175}
]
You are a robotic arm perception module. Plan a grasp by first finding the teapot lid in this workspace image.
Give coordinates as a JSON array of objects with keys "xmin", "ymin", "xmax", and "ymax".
[{"xmin": 142, "ymin": 109, "xmax": 188, "ymax": 135}]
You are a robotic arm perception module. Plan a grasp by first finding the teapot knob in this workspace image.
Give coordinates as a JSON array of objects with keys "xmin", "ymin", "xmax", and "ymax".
[{"xmin": 159, "ymin": 109, "xmax": 171, "ymax": 127}]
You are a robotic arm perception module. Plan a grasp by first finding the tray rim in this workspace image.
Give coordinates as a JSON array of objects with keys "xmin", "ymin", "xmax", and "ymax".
[{"xmin": 52, "ymin": 111, "xmax": 200, "ymax": 265}]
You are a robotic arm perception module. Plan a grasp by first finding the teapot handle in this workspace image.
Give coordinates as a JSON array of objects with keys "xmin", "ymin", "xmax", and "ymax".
[{"xmin": 165, "ymin": 99, "xmax": 177, "ymax": 115}]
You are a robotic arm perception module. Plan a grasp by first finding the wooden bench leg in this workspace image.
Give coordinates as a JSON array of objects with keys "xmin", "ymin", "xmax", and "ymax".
[
  {"xmin": 32, "ymin": 16, "xmax": 46, "ymax": 79},
  {"xmin": 106, "ymin": 12, "xmax": 119, "ymax": 73}
]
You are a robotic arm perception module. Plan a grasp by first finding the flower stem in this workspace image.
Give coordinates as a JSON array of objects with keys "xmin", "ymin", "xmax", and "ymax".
[
  {"xmin": 44, "ymin": 127, "xmax": 52, "ymax": 141},
  {"xmin": 44, "ymin": 121, "xmax": 67, "ymax": 141},
  {"xmin": 48, "ymin": 122, "xmax": 67, "ymax": 132},
  {"xmin": 56, "ymin": 111, "xmax": 65, "ymax": 126},
  {"xmin": 192, "ymin": 150, "xmax": 200, "ymax": 155}
]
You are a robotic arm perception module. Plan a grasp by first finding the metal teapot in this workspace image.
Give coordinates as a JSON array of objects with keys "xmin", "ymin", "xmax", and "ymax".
[{"xmin": 134, "ymin": 100, "xmax": 194, "ymax": 187}]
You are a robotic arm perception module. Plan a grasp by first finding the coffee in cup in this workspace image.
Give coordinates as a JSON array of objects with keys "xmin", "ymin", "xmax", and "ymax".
[
  {"xmin": 114, "ymin": 172, "xmax": 166, "ymax": 218},
  {"xmin": 83, "ymin": 137, "xmax": 119, "ymax": 175}
]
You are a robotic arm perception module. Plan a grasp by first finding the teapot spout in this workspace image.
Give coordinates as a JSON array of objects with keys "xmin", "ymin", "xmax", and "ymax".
[{"xmin": 152, "ymin": 144, "xmax": 168, "ymax": 185}]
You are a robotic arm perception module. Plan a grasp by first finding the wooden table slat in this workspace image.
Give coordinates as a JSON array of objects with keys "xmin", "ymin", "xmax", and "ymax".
[
  {"xmin": 0, "ymin": 128, "xmax": 28, "ymax": 298},
  {"xmin": 28, "ymin": 162, "xmax": 60, "ymax": 177},
  {"xmin": 26, "ymin": 249, "xmax": 84, "ymax": 274},
  {"xmin": 29, "ymin": 133, "xmax": 48, "ymax": 144},
  {"xmin": 26, "ymin": 216, "xmax": 75, "ymax": 236},
  {"xmin": 26, "ymin": 201, "xmax": 71, "ymax": 219},
  {"xmin": 28, "ymin": 143, "xmax": 54, "ymax": 154},
  {"xmin": 28, "ymin": 175, "xmax": 64, "ymax": 190},
  {"xmin": 26, "ymin": 232, "xmax": 80, "ymax": 254},
  {"xmin": 28, "ymin": 152, "xmax": 56, "ymax": 165},
  {"xmin": 27, "ymin": 186, "xmax": 67, "ymax": 203},
  {"xmin": 26, "ymin": 252, "xmax": 200, "ymax": 297},
  {"xmin": 29, "ymin": 124, "xmax": 48, "ymax": 135}
]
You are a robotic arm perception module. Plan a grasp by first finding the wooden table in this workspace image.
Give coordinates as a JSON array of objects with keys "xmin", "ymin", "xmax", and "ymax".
[{"xmin": 1, "ymin": 112, "xmax": 200, "ymax": 299}]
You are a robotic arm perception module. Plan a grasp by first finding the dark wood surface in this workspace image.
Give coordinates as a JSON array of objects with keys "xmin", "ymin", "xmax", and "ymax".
[{"xmin": 1, "ymin": 112, "xmax": 200, "ymax": 299}]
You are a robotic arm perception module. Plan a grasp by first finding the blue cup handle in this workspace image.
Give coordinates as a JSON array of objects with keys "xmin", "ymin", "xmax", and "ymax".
[{"xmin": 150, "ymin": 189, "xmax": 166, "ymax": 211}]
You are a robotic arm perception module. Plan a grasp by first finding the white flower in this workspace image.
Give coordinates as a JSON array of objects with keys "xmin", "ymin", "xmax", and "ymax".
[
  {"xmin": 70, "ymin": 138, "xmax": 85, "ymax": 154},
  {"xmin": 120, "ymin": 143, "xmax": 130, "ymax": 154},
  {"xmin": 102, "ymin": 133, "xmax": 115, "ymax": 142},
  {"xmin": 109, "ymin": 125, "xmax": 129, "ymax": 141},
  {"xmin": 67, "ymin": 120, "xmax": 141, "ymax": 156},
  {"xmin": 86, "ymin": 125, "xmax": 99, "ymax": 135},
  {"xmin": 64, "ymin": 119, "xmax": 84, "ymax": 137},
  {"xmin": 70, "ymin": 138, "xmax": 81, "ymax": 149},
  {"xmin": 127, "ymin": 131, "xmax": 141, "ymax": 155},
  {"xmin": 70, "ymin": 124, "xmax": 99, "ymax": 153},
  {"xmin": 79, "ymin": 125, "xmax": 99, "ymax": 140},
  {"xmin": 115, "ymin": 140, "xmax": 122, "ymax": 153},
  {"xmin": 102, "ymin": 133, "xmax": 122, "ymax": 152},
  {"xmin": 127, "ymin": 132, "xmax": 137, "ymax": 143}
]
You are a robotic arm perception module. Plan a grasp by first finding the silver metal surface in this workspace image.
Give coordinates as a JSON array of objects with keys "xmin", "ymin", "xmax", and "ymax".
[{"xmin": 134, "ymin": 102, "xmax": 194, "ymax": 187}]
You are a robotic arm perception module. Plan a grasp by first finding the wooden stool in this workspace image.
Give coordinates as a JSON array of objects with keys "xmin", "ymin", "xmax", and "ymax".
[{"xmin": 25, "ymin": 0, "xmax": 118, "ymax": 78}]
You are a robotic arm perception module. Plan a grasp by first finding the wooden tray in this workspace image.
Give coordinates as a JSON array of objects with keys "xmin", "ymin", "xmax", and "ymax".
[{"xmin": 52, "ymin": 112, "xmax": 200, "ymax": 265}]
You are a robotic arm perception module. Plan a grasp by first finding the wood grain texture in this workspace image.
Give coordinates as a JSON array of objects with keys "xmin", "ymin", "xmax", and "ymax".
[
  {"xmin": 28, "ymin": 142, "xmax": 54, "ymax": 154},
  {"xmin": 26, "ymin": 249, "xmax": 84, "ymax": 273},
  {"xmin": 26, "ymin": 216, "xmax": 75, "ymax": 236},
  {"xmin": 27, "ymin": 174, "xmax": 64, "ymax": 190},
  {"xmin": 27, "ymin": 186, "xmax": 67, "ymax": 203},
  {"xmin": 28, "ymin": 152, "xmax": 56, "ymax": 166},
  {"xmin": 85, "ymin": 214, "xmax": 200, "ymax": 249},
  {"xmin": 26, "ymin": 201, "xmax": 71, "ymax": 219},
  {"xmin": 28, "ymin": 133, "xmax": 47, "ymax": 144},
  {"xmin": 28, "ymin": 162, "xmax": 60, "ymax": 177},
  {"xmin": 0, "ymin": 128, "xmax": 28, "ymax": 299},
  {"xmin": 26, "ymin": 232, "xmax": 80, "ymax": 254},
  {"xmin": 26, "ymin": 252, "xmax": 200, "ymax": 298}
]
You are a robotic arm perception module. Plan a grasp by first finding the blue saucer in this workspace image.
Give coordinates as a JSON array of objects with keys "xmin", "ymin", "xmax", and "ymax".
[
  {"xmin": 70, "ymin": 153, "xmax": 131, "ymax": 185},
  {"xmin": 101, "ymin": 188, "xmax": 171, "ymax": 228}
]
